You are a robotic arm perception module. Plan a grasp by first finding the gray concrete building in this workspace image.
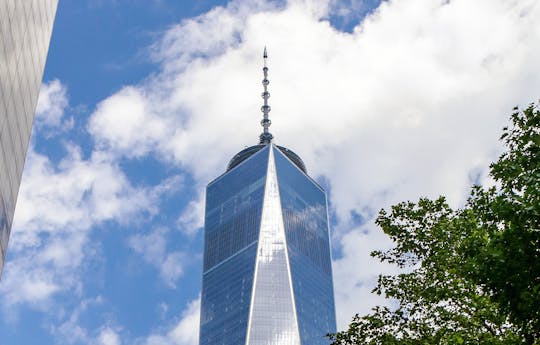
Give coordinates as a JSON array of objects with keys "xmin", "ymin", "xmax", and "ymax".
[{"xmin": 0, "ymin": 0, "xmax": 58, "ymax": 276}]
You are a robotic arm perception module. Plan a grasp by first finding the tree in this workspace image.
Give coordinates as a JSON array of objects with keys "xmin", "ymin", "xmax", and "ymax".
[{"xmin": 329, "ymin": 103, "xmax": 540, "ymax": 345}]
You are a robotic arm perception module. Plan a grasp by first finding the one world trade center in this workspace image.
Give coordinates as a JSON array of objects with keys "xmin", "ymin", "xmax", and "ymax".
[{"xmin": 199, "ymin": 49, "xmax": 336, "ymax": 345}]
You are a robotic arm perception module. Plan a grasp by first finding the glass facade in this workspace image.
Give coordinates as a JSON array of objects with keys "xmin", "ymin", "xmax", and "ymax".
[
  {"xmin": 246, "ymin": 147, "xmax": 300, "ymax": 345},
  {"xmin": 274, "ymin": 146, "xmax": 336, "ymax": 345},
  {"xmin": 199, "ymin": 144, "xmax": 336, "ymax": 345},
  {"xmin": 200, "ymin": 146, "xmax": 269, "ymax": 345},
  {"xmin": 0, "ymin": 0, "xmax": 58, "ymax": 275}
]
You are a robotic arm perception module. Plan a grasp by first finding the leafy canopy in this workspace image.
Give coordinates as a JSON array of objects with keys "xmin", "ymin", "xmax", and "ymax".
[{"xmin": 329, "ymin": 103, "xmax": 540, "ymax": 345}]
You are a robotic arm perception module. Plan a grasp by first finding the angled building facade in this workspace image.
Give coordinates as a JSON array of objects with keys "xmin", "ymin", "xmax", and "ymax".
[
  {"xmin": 0, "ymin": 0, "xmax": 59, "ymax": 275},
  {"xmin": 199, "ymin": 50, "xmax": 336, "ymax": 345}
]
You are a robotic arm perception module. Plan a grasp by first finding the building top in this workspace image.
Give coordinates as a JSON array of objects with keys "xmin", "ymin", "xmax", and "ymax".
[
  {"xmin": 226, "ymin": 48, "xmax": 307, "ymax": 174},
  {"xmin": 226, "ymin": 144, "xmax": 306, "ymax": 173}
]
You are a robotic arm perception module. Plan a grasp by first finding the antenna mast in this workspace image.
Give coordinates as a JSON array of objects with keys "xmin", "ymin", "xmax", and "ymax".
[{"xmin": 259, "ymin": 46, "xmax": 273, "ymax": 144}]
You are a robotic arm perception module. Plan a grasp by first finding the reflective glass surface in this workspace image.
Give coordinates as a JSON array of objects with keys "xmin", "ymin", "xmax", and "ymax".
[
  {"xmin": 0, "ymin": 0, "xmax": 58, "ymax": 274},
  {"xmin": 200, "ymin": 243, "xmax": 258, "ymax": 345},
  {"xmin": 200, "ymin": 146, "xmax": 269, "ymax": 345},
  {"xmin": 200, "ymin": 144, "xmax": 336, "ymax": 345},
  {"xmin": 274, "ymin": 146, "xmax": 337, "ymax": 345},
  {"xmin": 247, "ymin": 147, "xmax": 300, "ymax": 345}
]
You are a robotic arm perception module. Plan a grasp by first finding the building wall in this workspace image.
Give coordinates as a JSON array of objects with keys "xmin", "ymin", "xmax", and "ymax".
[
  {"xmin": 246, "ymin": 146, "xmax": 300, "ymax": 345},
  {"xmin": 199, "ymin": 144, "xmax": 336, "ymax": 345},
  {"xmin": 0, "ymin": 0, "xmax": 58, "ymax": 275},
  {"xmin": 274, "ymin": 146, "xmax": 337, "ymax": 345},
  {"xmin": 200, "ymin": 146, "xmax": 269, "ymax": 345}
]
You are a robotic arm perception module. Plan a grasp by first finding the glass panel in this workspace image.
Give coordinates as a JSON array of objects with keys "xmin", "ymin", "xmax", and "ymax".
[
  {"xmin": 199, "ymin": 145, "xmax": 270, "ymax": 345},
  {"xmin": 274, "ymin": 146, "xmax": 337, "ymax": 345},
  {"xmin": 204, "ymin": 145, "xmax": 269, "ymax": 271},
  {"xmin": 247, "ymin": 147, "xmax": 300, "ymax": 345},
  {"xmin": 200, "ymin": 243, "xmax": 258, "ymax": 345},
  {"xmin": 200, "ymin": 144, "xmax": 337, "ymax": 345}
]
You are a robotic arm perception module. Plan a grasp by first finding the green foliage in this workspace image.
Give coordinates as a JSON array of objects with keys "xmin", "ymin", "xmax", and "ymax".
[{"xmin": 329, "ymin": 103, "xmax": 540, "ymax": 345}]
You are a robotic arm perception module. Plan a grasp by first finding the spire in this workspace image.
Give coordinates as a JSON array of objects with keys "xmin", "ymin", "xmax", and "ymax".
[{"xmin": 259, "ymin": 46, "xmax": 273, "ymax": 144}]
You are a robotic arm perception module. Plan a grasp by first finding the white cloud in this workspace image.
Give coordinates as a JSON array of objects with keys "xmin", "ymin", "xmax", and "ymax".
[
  {"xmin": 331, "ymin": 223, "xmax": 398, "ymax": 327},
  {"xmin": 128, "ymin": 228, "xmax": 186, "ymax": 287},
  {"xmin": 143, "ymin": 297, "xmax": 200, "ymax": 345},
  {"xmin": 0, "ymin": 231, "xmax": 85, "ymax": 308},
  {"xmin": 89, "ymin": 87, "xmax": 169, "ymax": 158},
  {"xmin": 1, "ymin": 140, "xmax": 178, "ymax": 309},
  {"xmin": 99, "ymin": 327, "xmax": 122, "ymax": 345},
  {"xmin": 84, "ymin": 0, "xmax": 540, "ymax": 329},
  {"xmin": 176, "ymin": 197, "xmax": 205, "ymax": 235},
  {"xmin": 36, "ymin": 79, "xmax": 71, "ymax": 129},
  {"xmin": 48, "ymin": 297, "xmax": 104, "ymax": 345},
  {"xmin": 10, "ymin": 146, "xmax": 156, "ymax": 250},
  {"xmin": 47, "ymin": 297, "xmax": 123, "ymax": 345}
]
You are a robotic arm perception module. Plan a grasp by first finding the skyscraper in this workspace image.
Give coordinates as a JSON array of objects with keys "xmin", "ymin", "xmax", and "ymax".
[
  {"xmin": 0, "ymin": 0, "xmax": 59, "ymax": 275},
  {"xmin": 199, "ymin": 49, "xmax": 336, "ymax": 345}
]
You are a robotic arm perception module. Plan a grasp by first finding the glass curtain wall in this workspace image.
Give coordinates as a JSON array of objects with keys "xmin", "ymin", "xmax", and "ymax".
[
  {"xmin": 199, "ymin": 144, "xmax": 336, "ymax": 345},
  {"xmin": 200, "ymin": 146, "xmax": 269, "ymax": 345},
  {"xmin": 274, "ymin": 146, "xmax": 337, "ymax": 345}
]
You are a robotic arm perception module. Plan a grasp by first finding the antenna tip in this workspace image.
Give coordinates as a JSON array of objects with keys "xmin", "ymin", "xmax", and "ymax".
[{"xmin": 263, "ymin": 46, "xmax": 267, "ymax": 58}]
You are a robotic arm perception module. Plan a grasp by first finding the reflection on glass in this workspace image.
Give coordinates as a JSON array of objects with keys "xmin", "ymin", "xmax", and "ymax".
[
  {"xmin": 247, "ymin": 147, "xmax": 300, "ymax": 345},
  {"xmin": 274, "ymin": 146, "xmax": 336, "ymax": 345},
  {"xmin": 199, "ymin": 144, "xmax": 336, "ymax": 345},
  {"xmin": 200, "ymin": 146, "xmax": 269, "ymax": 345}
]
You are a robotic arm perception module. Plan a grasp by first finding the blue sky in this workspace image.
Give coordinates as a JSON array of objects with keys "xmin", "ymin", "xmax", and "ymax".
[{"xmin": 1, "ymin": 0, "xmax": 540, "ymax": 344}]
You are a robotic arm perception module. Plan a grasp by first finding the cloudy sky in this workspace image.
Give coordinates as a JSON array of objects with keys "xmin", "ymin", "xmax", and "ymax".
[{"xmin": 2, "ymin": 0, "xmax": 540, "ymax": 344}]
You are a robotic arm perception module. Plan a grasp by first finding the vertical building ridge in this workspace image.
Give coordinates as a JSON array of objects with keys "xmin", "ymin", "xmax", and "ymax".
[{"xmin": 245, "ymin": 145, "xmax": 301, "ymax": 345}]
